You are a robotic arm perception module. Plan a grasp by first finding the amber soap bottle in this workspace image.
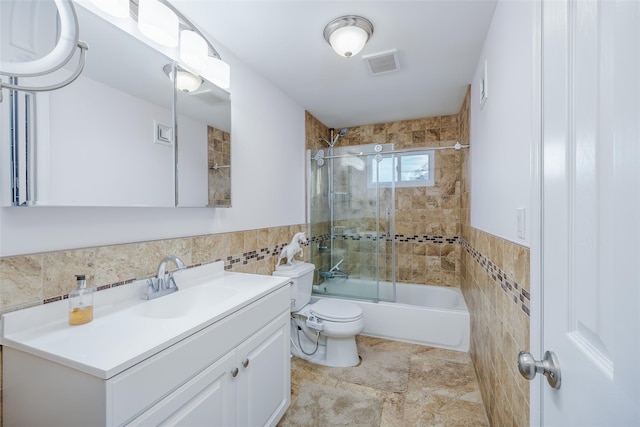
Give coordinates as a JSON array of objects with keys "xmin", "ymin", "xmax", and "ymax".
[{"xmin": 68, "ymin": 274, "xmax": 93, "ymax": 326}]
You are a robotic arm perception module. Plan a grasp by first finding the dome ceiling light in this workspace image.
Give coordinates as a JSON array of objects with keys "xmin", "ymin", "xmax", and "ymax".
[
  {"xmin": 163, "ymin": 64, "xmax": 203, "ymax": 93},
  {"xmin": 323, "ymin": 15, "xmax": 374, "ymax": 58}
]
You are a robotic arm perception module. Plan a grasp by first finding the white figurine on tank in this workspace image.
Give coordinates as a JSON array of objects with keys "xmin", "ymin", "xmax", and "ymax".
[{"xmin": 276, "ymin": 232, "xmax": 306, "ymax": 266}]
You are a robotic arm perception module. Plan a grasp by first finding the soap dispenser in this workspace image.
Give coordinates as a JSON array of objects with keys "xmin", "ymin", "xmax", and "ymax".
[{"xmin": 68, "ymin": 274, "xmax": 93, "ymax": 325}]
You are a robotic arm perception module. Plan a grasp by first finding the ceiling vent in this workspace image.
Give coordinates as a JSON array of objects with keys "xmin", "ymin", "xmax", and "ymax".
[{"xmin": 362, "ymin": 49, "xmax": 400, "ymax": 75}]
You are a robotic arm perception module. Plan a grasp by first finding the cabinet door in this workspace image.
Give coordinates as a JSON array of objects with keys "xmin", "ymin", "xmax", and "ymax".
[
  {"xmin": 128, "ymin": 350, "xmax": 236, "ymax": 427},
  {"xmin": 235, "ymin": 311, "xmax": 290, "ymax": 427}
]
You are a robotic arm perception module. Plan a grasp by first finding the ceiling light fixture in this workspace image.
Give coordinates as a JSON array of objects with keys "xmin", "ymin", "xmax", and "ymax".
[
  {"xmin": 323, "ymin": 15, "xmax": 374, "ymax": 58},
  {"xmin": 163, "ymin": 64, "xmax": 203, "ymax": 93}
]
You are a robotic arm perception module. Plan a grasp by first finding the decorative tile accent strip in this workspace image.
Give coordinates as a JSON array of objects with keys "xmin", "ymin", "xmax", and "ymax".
[
  {"xmin": 310, "ymin": 233, "xmax": 460, "ymax": 244},
  {"xmin": 395, "ymin": 235, "xmax": 459, "ymax": 244},
  {"xmin": 461, "ymin": 238, "xmax": 530, "ymax": 316}
]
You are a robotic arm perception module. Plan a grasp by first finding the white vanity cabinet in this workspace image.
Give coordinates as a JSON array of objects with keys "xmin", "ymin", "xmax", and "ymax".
[
  {"xmin": 1, "ymin": 267, "xmax": 291, "ymax": 427},
  {"xmin": 128, "ymin": 311, "xmax": 290, "ymax": 427}
]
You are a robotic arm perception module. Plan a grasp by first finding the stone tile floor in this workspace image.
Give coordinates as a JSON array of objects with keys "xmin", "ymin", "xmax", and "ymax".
[{"xmin": 282, "ymin": 335, "xmax": 489, "ymax": 426}]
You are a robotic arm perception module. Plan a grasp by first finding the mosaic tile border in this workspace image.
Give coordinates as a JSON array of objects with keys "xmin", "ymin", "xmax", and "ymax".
[
  {"xmin": 223, "ymin": 241, "xmax": 309, "ymax": 270},
  {"xmin": 310, "ymin": 234, "xmax": 459, "ymax": 244},
  {"xmin": 461, "ymin": 238, "xmax": 530, "ymax": 316}
]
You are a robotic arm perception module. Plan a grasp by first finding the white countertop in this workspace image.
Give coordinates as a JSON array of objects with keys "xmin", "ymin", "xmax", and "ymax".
[{"xmin": 0, "ymin": 262, "xmax": 289, "ymax": 379}]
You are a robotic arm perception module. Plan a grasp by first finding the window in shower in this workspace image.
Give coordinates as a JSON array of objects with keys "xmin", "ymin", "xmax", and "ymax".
[{"xmin": 369, "ymin": 150, "xmax": 435, "ymax": 187}]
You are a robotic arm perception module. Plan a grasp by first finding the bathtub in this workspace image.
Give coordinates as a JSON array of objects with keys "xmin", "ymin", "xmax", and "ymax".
[{"xmin": 312, "ymin": 279, "xmax": 470, "ymax": 352}]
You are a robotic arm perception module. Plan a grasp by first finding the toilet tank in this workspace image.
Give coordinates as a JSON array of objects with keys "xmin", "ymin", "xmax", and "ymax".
[{"xmin": 272, "ymin": 262, "xmax": 315, "ymax": 312}]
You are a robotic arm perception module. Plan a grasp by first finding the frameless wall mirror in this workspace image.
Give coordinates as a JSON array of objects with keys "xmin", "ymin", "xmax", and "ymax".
[{"xmin": 0, "ymin": 0, "xmax": 231, "ymax": 207}]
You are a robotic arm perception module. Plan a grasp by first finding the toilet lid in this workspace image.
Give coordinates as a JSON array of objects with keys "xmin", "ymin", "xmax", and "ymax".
[{"xmin": 310, "ymin": 299, "xmax": 363, "ymax": 322}]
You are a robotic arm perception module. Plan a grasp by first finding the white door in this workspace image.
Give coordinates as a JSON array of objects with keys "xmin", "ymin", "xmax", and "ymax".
[{"xmin": 537, "ymin": 0, "xmax": 640, "ymax": 425}]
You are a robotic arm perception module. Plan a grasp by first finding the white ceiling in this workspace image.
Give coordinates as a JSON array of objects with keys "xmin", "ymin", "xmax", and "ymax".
[{"xmin": 173, "ymin": 1, "xmax": 497, "ymax": 129}]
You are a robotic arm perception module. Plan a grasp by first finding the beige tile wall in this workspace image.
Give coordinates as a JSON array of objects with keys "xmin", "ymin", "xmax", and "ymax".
[
  {"xmin": 305, "ymin": 112, "xmax": 462, "ymax": 287},
  {"xmin": 207, "ymin": 126, "xmax": 231, "ymax": 206},
  {"xmin": 0, "ymin": 224, "xmax": 307, "ymax": 315},
  {"xmin": 305, "ymin": 111, "xmax": 330, "ymax": 152},
  {"xmin": 459, "ymin": 87, "xmax": 531, "ymax": 426}
]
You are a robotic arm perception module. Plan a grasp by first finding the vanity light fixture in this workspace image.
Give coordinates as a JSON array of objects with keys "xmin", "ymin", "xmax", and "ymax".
[
  {"xmin": 138, "ymin": 0, "xmax": 179, "ymax": 47},
  {"xmin": 143, "ymin": 0, "xmax": 231, "ymax": 89},
  {"xmin": 89, "ymin": 0, "xmax": 129, "ymax": 18},
  {"xmin": 163, "ymin": 64, "xmax": 203, "ymax": 93},
  {"xmin": 180, "ymin": 30, "xmax": 208, "ymax": 71},
  {"xmin": 323, "ymin": 15, "xmax": 374, "ymax": 58},
  {"xmin": 66, "ymin": 0, "xmax": 231, "ymax": 91},
  {"xmin": 202, "ymin": 56, "xmax": 231, "ymax": 90}
]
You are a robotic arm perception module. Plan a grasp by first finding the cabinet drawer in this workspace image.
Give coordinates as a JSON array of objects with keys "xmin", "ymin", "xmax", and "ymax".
[{"xmin": 108, "ymin": 285, "xmax": 289, "ymax": 426}]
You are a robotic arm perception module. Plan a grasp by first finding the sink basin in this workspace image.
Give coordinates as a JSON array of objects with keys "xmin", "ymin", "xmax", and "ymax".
[{"xmin": 134, "ymin": 285, "xmax": 238, "ymax": 319}]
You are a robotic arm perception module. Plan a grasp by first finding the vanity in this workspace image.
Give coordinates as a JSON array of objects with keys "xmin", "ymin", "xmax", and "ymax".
[{"xmin": 0, "ymin": 262, "xmax": 291, "ymax": 426}]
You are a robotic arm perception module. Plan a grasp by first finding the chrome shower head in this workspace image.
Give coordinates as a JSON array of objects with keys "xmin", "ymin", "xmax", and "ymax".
[{"xmin": 328, "ymin": 127, "xmax": 349, "ymax": 146}]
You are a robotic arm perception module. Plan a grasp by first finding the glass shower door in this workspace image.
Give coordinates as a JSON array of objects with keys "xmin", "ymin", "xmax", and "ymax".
[{"xmin": 309, "ymin": 143, "xmax": 395, "ymax": 302}]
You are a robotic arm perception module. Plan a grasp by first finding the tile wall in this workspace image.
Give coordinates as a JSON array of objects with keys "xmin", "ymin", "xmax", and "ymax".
[
  {"xmin": 0, "ymin": 224, "xmax": 307, "ymax": 315},
  {"xmin": 207, "ymin": 126, "xmax": 231, "ymax": 206},
  {"xmin": 458, "ymin": 87, "xmax": 531, "ymax": 426}
]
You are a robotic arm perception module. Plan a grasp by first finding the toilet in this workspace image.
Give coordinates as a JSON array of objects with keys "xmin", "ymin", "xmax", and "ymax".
[{"xmin": 273, "ymin": 262, "xmax": 364, "ymax": 367}]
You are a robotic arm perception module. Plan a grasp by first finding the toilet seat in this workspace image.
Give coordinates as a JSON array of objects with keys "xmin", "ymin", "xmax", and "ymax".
[{"xmin": 309, "ymin": 299, "xmax": 363, "ymax": 322}]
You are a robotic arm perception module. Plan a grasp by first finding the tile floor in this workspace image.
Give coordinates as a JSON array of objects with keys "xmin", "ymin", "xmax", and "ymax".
[{"xmin": 281, "ymin": 335, "xmax": 489, "ymax": 427}]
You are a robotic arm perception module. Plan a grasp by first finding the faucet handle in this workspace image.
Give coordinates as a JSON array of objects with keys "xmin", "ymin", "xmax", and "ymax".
[{"xmin": 167, "ymin": 273, "xmax": 179, "ymax": 291}]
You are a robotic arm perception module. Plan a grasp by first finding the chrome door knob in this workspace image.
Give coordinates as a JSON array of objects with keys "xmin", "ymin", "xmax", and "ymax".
[
  {"xmin": 231, "ymin": 367, "xmax": 239, "ymax": 378},
  {"xmin": 517, "ymin": 350, "xmax": 561, "ymax": 389}
]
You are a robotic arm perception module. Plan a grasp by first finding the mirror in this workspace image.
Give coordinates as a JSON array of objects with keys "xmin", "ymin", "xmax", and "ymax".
[
  {"xmin": 0, "ymin": 1, "xmax": 231, "ymax": 207},
  {"xmin": 176, "ymin": 67, "xmax": 231, "ymax": 208}
]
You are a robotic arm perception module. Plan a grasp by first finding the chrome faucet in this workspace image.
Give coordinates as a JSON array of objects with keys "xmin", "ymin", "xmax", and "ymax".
[{"xmin": 141, "ymin": 255, "xmax": 186, "ymax": 300}]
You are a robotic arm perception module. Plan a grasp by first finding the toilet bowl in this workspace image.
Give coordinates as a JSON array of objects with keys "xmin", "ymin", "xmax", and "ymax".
[{"xmin": 273, "ymin": 262, "xmax": 364, "ymax": 367}]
